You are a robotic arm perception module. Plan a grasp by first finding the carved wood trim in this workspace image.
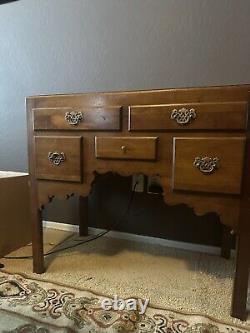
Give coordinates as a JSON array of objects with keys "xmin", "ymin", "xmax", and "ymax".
[{"xmin": 37, "ymin": 172, "xmax": 239, "ymax": 230}]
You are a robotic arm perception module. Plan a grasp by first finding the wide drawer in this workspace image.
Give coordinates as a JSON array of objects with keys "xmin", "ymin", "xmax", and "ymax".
[
  {"xmin": 33, "ymin": 106, "xmax": 121, "ymax": 131},
  {"xmin": 172, "ymin": 137, "xmax": 245, "ymax": 194},
  {"xmin": 35, "ymin": 136, "xmax": 82, "ymax": 182},
  {"xmin": 95, "ymin": 136, "xmax": 158, "ymax": 160},
  {"xmin": 129, "ymin": 102, "xmax": 248, "ymax": 131}
]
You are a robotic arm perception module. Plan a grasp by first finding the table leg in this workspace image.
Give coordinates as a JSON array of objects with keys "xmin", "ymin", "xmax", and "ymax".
[
  {"xmin": 31, "ymin": 205, "xmax": 45, "ymax": 274},
  {"xmin": 221, "ymin": 225, "xmax": 232, "ymax": 259},
  {"xmin": 231, "ymin": 233, "xmax": 249, "ymax": 320},
  {"xmin": 79, "ymin": 196, "xmax": 88, "ymax": 236},
  {"xmin": 30, "ymin": 177, "xmax": 45, "ymax": 274}
]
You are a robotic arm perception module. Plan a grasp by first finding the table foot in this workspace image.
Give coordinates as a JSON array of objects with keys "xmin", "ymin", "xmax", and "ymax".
[{"xmin": 231, "ymin": 234, "xmax": 249, "ymax": 320}]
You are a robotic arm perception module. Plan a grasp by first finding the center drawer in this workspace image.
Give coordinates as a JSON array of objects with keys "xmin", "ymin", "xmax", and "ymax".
[
  {"xmin": 172, "ymin": 137, "xmax": 245, "ymax": 194},
  {"xmin": 95, "ymin": 136, "xmax": 158, "ymax": 160}
]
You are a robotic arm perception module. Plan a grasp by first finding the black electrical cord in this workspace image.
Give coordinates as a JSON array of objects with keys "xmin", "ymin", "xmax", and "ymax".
[{"xmin": 3, "ymin": 182, "xmax": 138, "ymax": 260}]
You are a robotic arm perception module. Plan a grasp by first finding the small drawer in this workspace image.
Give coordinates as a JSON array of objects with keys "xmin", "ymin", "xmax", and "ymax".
[
  {"xmin": 172, "ymin": 137, "xmax": 245, "ymax": 194},
  {"xmin": 33, "ymin": 106, "xmax": 121, "ymax": 131},
  {"xmin": 129, "ymin": 102, "xmax": 248, "ymax": 131},
  {"xmin": 35, "ymin": 136, "xmax": 82, "ymax": 182},
  {"xmin": 95, "ymin": 136, "xmax": 158, "ymax": 160}
]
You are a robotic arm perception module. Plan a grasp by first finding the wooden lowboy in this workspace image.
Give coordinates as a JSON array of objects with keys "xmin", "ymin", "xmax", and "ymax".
[{"xmin": 26, "ymin": 85, "xmax": 250, "ymax": 320}]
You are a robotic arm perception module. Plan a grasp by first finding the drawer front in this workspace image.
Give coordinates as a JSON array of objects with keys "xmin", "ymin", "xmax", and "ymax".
[
  {"xmin": 33, "ymin": 106, "xmax": 121, "ymax": 131},
  {"xmin": 95, "ymin": 137, "xmax": 158, "ymax": 160},
  {"xmin": 172, "ymin": 137, "xmax": 245, "ymax": 194},
  {"xmin": 129, "ymin": 102, "xmax": 248, "ymax": 131},
  {"xmin": 35, "ymin": 136, "xmax": 82, "ymax": 182}
]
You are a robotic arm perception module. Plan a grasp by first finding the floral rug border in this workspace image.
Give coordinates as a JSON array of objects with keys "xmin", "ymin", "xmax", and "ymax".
[{"xmin": 0, "ymin": 270, "xmax": 249, "ymax": 333}]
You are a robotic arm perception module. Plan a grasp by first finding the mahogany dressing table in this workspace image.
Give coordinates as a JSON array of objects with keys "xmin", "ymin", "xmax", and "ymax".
[{"xmin": 26, "ymin": 85, "xmax": 250, "ymax": 320}]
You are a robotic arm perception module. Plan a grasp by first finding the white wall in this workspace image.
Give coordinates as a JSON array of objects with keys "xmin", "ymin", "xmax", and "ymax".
[{"xmin": 1, "ymin": 0, "xmax": 250, "ymax": 170}]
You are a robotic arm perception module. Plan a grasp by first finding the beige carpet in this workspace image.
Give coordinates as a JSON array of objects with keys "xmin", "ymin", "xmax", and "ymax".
[
  {"xmin": 1, "ymin": 228, "xmax": 250, "ymax": 329},
  {"xmin": 0, "ymin": 271, "xmax": 248, "ymax": 333}
]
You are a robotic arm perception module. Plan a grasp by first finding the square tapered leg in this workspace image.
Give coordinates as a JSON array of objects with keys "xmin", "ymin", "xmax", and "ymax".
[
  {"xmin": 221, "ymin": 225, "xmax": 232, "ymax": 259},
  {"xmin": 231, "ymin": 234, "xmax": 249, "ymax": 320},
  {"xmin": 79, "ymin": 196, "xmax": 89, "ymax": 237}
]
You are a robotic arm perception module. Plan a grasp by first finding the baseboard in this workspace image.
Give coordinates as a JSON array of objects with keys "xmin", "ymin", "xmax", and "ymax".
[
  {"xmin": 43, "ymin": 220, "xmax": 79, "ymax": 233},
  {"xmin": 42, "ymin": 220, "xmax": 233, "ymax": 256}
]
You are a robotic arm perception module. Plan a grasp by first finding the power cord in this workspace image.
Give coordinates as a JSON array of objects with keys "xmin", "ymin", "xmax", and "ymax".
[{"xmin": 3, "ymin": 182, "xmax": 138, "ymax": 260}]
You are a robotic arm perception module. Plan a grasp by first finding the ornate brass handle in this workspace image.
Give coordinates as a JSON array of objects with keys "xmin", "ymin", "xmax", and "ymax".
[
  {"xmin": 170, "ymin": 107, "xmax": 196, "ymax": 125},
  {"xmin": 193, "ymin": 156, "xmax": 219, "ymax": 174},
  {"xmin": 65, "ymin": 111, "xmax": 83, "ymax": 125},
  {"xmin": 48, "ymin": 152, "xmax": 65, "ymax": 166}
]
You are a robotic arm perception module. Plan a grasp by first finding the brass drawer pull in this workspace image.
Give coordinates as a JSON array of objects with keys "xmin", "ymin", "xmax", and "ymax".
[
  {"xmin": 171, "ymin": 107, "xmax": 196, "ymax": 125},
  {"xmin": 48, "ymin": 152, "xmax": 66, "ymax": 166},
  {"xmin": 65, "ymin": 111, "xmax": 83, "ymax": 125},
  {"xmin": 121, "ymin": 145, "xmax": 127, "ymax": 153},
  {"xmin": 193, "ymin": 156, "xmax": 219, "ymax": 174}
]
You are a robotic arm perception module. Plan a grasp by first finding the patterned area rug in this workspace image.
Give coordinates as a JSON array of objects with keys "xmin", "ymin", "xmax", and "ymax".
[{"xmin": 0, "ymin": 271, "xmax": 249, "ymax": 333}]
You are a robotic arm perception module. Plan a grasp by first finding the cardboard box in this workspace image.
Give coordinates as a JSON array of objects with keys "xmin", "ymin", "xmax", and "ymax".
[{"xmin": 0, "ymin": 172, "xmax": 31, "ymax": 257}]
